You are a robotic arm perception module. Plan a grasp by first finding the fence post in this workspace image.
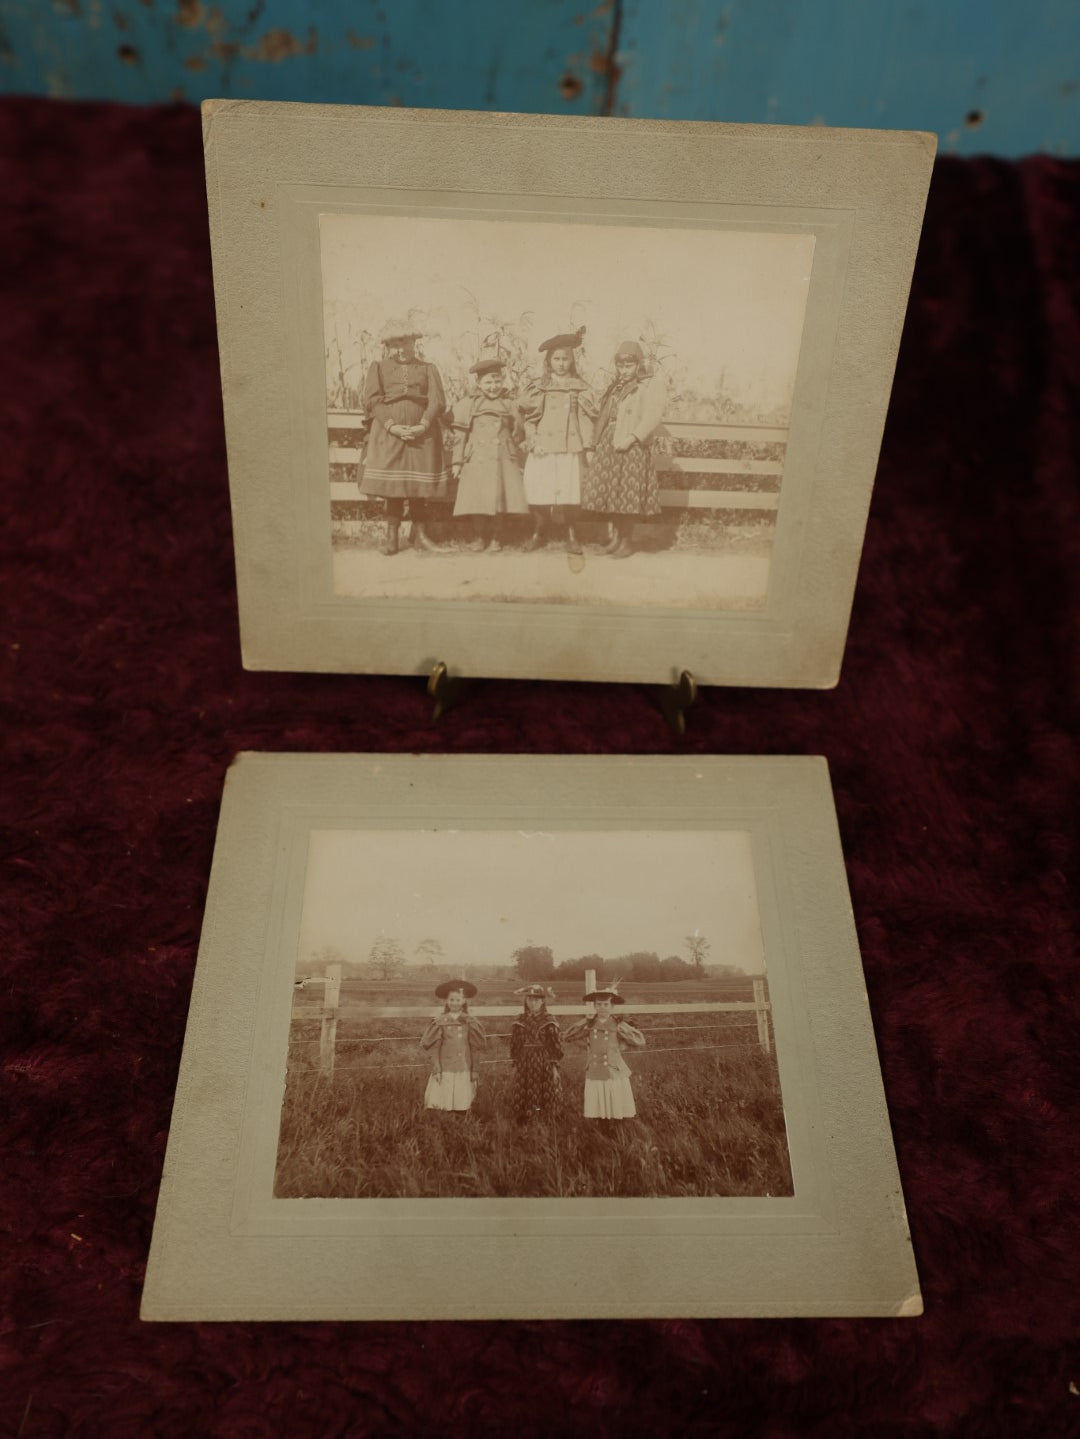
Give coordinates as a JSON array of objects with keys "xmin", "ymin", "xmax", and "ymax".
[
  {"xmin": 752, "ymin": 977, "xmax": 771, "ymax": 1055},
  {"xmin": 319, "ymin": 962, "xmax": 342, "ymax": 1077},
  {"xmin": 584, "ymin": 968, "xmax": 596, "ymax": 1012}
]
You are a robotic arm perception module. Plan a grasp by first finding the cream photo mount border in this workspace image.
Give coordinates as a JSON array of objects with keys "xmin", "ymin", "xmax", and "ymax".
[{"xmin": 204, "ymin": 102, "xmax": 935, "ymax": 686}]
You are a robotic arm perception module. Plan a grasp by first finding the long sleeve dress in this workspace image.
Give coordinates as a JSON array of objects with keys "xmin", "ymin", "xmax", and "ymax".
[
  {"xmin": 518, "ymin": 376, "xmax": 598, "ymax": 507},
  {"xmin": 358, "ymin": 358, "xmax": 452, "ymax": 501},
  {"xmin": 509, "ymin": 1010, "xmax": 563, "ymax": 1120},
  {"xmin": 564, "ymin": 1015, "xmax": 645, "ymax": 1119},
  {"xmin": 581, "ymin": 370, "xmax": 668, "ymax": 517},
  {"xmin": 449, "ymin": 393, "xmax": 529, "ymax": 517},
  {"xmin": 420, "ymin": 1013, "xmax": 487, "ymax": 1111}
]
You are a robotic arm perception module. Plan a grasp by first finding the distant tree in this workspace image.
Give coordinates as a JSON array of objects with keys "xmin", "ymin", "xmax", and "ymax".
[
  {"xmin": 554, "ymin": 953, "xmax": 602, "ymax": 981},
  {"xmin": 368, "ymin": 936, "xmax": 406, "ymax": 981},
  {"xmin": 684, "ymin": 933, "xmax": 711, "ymax": 976},
  {"xmin": 659, "ymin": 955, "xmax": 694, "ymax": 980},
  {"xmin": 413, "ymin": 938, "xmax": 444, "ymax": 970},
  {"xmin": 512, "ymin": 944, "xmax": 556, "ymax": 981}
]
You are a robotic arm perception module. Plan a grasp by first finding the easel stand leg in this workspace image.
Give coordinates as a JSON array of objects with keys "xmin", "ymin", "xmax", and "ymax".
[
  {"xmin": 649, "ymin": 670, "xmax": 698, "ymax": 737},
  {"xmin": 427, "ymin": 661, "xmax": 471, "ymax": 721}
]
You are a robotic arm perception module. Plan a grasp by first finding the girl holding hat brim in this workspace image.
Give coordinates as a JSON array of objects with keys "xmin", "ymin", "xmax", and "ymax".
[
  {"xmin": 564, "ymin": 988, "xmax": 645, "ymax": 1120},
  {"xmin": 420, "ymin": 980, "xmax": 487, "ymax": 1112},
  {"xmin": 450, "ymin": 358, "xmax": 529, "ymax": 551},
  {"xmin": 359, "ymin": 324, "xmax": 452, "ymax": 555},
  {"xmin": 509, "ymin": 985, "xmax": 563, "ymax": 1122},
  {"xmin": 581, "ymin": 341, "xmax": 668, "ymax": 559},
  {"xmin": 518, "ymin": 327, "xmax": 597, "ymax": 555}
]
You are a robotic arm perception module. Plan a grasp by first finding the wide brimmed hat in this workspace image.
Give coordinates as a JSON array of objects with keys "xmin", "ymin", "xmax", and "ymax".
[
  {"xmin": 435, "ymin": 978, "xmax": 477, "ymax": 999},
  {"xmin": 379, "ymin": 320, "xmax": 422, "ymax": 344},
  {"xmin": 583, "ymin": 989, "xmax": 625, "ymax": 1005},
  {"xmin": 614, "ymin": 340, "xmax": 644, "ymax": 362},
  {"xmin": 515, "ymin": 984, "xmax": 555, "ymax": 1000},
  {"xmin": 469, "ymin": 357, "xmax": 506, "ymax": 376},
  {"xmin": 539, "ymin": 324, "xmax": 586, "ymax": 353}
]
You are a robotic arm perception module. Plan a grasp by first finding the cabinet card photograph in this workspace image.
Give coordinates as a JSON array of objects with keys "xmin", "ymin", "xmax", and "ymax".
[
  {"xmin": 280, "ymin": 829, "xmax": 792, "ymax": 1201},
  {"xmin": 142, "ymin": 754, "xmax": 922, "ymax": 1320},
  {"xmin": 323, "ymin": 215, "xmax": 814, "ymax": 612},
  {"xmin": 203, "ymin": 103, "xmax": 935, "ymax": 686}
]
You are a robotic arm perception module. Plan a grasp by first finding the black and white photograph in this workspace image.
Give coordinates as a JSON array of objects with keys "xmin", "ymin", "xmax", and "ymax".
[
  {"xmin": 322, "ymin": 212, "xmax": 815, "ymax": 610},
  {"xmin": 277, "ymin": 827, "xmax": 793, "ymax": 1201}
]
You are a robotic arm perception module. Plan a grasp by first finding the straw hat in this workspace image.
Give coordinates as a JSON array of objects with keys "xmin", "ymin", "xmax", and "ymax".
[{"xmin": 434, "ymin": 978, "xmax": 477, "ymax": 999}]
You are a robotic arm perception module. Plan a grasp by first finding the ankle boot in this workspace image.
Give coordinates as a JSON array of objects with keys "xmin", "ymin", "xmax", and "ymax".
[
  {"xmin": 597, "ymin": 521, "xmax": 620, "ymax": 555},
  {"xmin": 566, "ymin": 524, "xmax": 583, "ymax": 556},
  {"xmin": 381, "ymin": 518, "xmax": 400, "ymax": 556}
]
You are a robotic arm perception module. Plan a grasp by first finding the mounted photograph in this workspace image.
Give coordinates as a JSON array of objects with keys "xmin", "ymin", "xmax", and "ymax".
[
  {"xmin": 142, "ymin": 754, "xmax": 922, "ymax": 1321},
  {"xmin": 322, "ymin": 214, "xmax": 814, "ymax": 612},
  {"xmin": 279, "ymin": 828, "xmax": 791, "ymax": 1200},
  {"xmin": 203, "ymin": 102, "xmax": 935, "ymax": 685}
]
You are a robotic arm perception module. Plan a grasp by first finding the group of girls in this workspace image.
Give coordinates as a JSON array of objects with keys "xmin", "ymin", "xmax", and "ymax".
[
  {"xmin": 358, "ymin": 320, "xmax": 669, "ymax": 558},
  {"xmin": 420, "ymin": 979, "xmax": 646, "ymax": 1123}
]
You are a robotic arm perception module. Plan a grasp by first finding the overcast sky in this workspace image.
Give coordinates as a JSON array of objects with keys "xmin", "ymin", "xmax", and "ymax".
[
  {"xmin": 297, "ymin": 828, "xmax": 766, "ymax": 976},
  {"xmin": 321, "ymin": 211, "xmax": 814, "ymax": 414}
]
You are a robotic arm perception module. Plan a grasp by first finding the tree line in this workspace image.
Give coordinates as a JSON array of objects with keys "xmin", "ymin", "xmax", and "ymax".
[{"xmin": 306, "ymin": 933, "xmax": 738, "ymax": 983}]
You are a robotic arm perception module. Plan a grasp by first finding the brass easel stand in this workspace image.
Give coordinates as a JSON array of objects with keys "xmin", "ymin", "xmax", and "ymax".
[
  {"xmin": 428, "ymin": 663, "xmax": 697, "ymax": 734},
  {"xmin": 427, "ymin": 661, "xmax": 468, "ymax": 721},
  {"xmin": 651, "ymin": 670, "xmax": 698, "ymax": 737}
]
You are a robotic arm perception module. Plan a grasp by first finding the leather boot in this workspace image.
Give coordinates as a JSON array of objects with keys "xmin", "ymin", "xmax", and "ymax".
[
  {"xmin": 523, "ymin": 514, "xmax": 546, "ymax": 552},
  {"xmin": 596, "ymin": 521, "xmax": 620, "ymax": 555},
  {"xmin": 566, "ymin": 523, "xmax": 583, "ymax": 556}
]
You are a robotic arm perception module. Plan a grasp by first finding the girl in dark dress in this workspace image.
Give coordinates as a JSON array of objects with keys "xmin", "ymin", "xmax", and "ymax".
[
  {"xmin": 359, "ymin": 322, "xmax": 452, "ymax": 555},
  {"xmin": 509, "ymin": 984, "xmax": 563, "ymax": 1122}
]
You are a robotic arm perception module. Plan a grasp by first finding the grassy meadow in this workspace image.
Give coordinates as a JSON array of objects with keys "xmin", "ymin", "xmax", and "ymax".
[{"xmin": 275, "ymin": 981, "xmax": 793, "ymax": 1200}]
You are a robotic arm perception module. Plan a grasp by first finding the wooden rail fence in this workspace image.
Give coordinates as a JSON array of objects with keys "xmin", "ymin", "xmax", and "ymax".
[
  {"xmin": 294, "ymin": 964, "xmax": 772, "ymax": 1079},
  {"xmin": 327, "ymin": 412, "xmax": 785, "ymax": 519}
]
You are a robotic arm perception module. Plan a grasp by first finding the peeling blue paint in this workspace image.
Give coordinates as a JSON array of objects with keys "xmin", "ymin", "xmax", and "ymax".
[
  {"xmin": 0, "ymin": 0, "xmax": 1076, "ymax": 155},
  {"xmin": 0, "ymin": 0, "xmax": 614, "ymax": 113},
  {"xmin": 616, "ymin": 0, "xmax": 1079, "ymax": 156}
]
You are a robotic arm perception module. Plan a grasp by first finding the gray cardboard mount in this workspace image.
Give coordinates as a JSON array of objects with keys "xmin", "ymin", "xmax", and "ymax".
[
  {"xmin": 141, "ymin": 753, "xmax": 921, "ymax": 1320},
  {"xmin": 202, "ymin": 102, "xmax": 935, "ymax": 687}
]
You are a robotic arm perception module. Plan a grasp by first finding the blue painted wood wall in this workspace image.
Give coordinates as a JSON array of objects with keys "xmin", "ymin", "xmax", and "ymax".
[{"xmin": 1, "ymin": 0, "xmax": 1076, "ymax": 156}]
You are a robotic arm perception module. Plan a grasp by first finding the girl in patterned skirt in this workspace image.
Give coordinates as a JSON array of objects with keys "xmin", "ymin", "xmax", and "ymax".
[
  {"xmin": 581, "ymin": 340, "xmax": 668, "ymax": 559},
  {"xmin": 509, "ymin": 984, "xmax": 563, "ymax": 1122},
  {"xmin": 420, "ymin": 980, "xmax": 487, "ymax": 1112},
  {"xmin": 564, "ymin": 986, "xmax": 645, "ymax": 1120}
]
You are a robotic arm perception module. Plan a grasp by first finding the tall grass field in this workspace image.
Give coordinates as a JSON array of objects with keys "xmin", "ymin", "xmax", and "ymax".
[{"xmin": 276, "ymin": 981, "xmax": 793, "ymax": 1199}]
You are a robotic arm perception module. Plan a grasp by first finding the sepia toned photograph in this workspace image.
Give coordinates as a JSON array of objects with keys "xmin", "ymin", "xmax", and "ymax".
[
  {"xmin": 322, "ymin": 212, "xmax": 815, "ymax": 611},
  {"xmin": 277, "ymin": 828, "xmax": 793, "ymax": 1200},
  {"xmin": 142, "ymin": 753, "xmax": 922, "ymax": 1319}
]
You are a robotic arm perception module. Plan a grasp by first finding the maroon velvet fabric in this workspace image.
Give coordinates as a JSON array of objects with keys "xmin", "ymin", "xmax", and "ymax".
[{"xmin": 1, "ymin": 98, "xmax": 1077, "ymax": 1436}]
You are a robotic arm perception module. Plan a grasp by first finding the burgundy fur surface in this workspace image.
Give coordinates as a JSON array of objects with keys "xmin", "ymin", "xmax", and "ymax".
[{"xmin": 1, "ymin": 98, "xmax": 1077, "ymax": 1436}]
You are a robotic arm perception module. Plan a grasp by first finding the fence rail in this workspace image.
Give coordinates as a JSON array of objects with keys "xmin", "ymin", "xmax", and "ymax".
[
  {"xmin": 327, "ymin": 414, "xmax": 786, "ymax": 517},
  {"xmin": 296, "ymin": 965, "xmax": 772, "ymax": 1078}
]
